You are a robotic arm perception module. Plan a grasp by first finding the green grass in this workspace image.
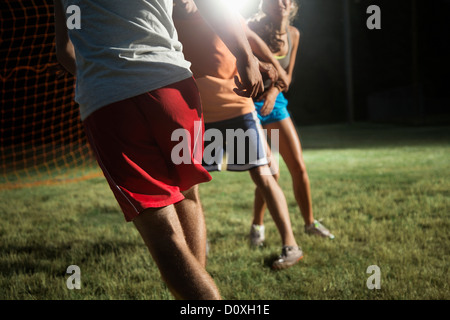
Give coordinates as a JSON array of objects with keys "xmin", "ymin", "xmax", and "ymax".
[{"xmin": 0, "ymin": 123, "xmax": 449, "ymax": 300}]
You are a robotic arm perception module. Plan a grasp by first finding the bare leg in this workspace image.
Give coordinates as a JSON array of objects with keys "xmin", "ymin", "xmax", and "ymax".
[
  {"xmin": 275, "ymin": 118, "xmax": 314, "ymax": 226},
  {"xmin": 253, "ymin": 186, "xmax": 266, "ymax": 226},
  {"xmin": 254, "ymin": 119, "xmax": 314, "ymax": 226},
  {"xmin": 132, "ymin": 200, "xmax": 221, "ymax": 300},
  {"xmin": 249, "ymin": 165, "xmax": 297, "ymax": 247},
  {"xmin": 174, "ymin": 185, "xmax": 207, "ymax": 267},
  {"xmin": 253, "ymin": 134, "xmax": 279, "ymax": 226}
]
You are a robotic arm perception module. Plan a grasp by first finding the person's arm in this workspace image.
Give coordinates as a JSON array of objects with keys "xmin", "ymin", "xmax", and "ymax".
[
  {"xmin": 258, "ymin": 60, "xmax": 278, "ymax": 84},
  {"xmin": 284, "ymin": 26, "xmax": 300, "ymax": 89},
  {"xmin": 193, "ymin": 0, "xmax": 263, "ymax": 98},
  {"xmin": 53, "ymin": 0, "xmax": 76, "ymax": 75},
  {"xmin": 245, "ymin": 27, "xmax": 289, "ymax": 90},
  {"xmin": 257, "ymin": 86, "xmax": 281, "ymax": 116}
]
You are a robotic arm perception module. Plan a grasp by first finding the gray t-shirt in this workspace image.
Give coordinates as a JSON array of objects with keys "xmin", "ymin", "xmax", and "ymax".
[{"xmin": 62, "ymin": 0, "xmax": 193, "ymax": 120}]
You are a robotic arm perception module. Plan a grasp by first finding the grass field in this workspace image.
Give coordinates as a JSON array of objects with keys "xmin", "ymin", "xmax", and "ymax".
[{"xmin": 0, "ymin": 123, "xmax": 449, "ymax": 300}]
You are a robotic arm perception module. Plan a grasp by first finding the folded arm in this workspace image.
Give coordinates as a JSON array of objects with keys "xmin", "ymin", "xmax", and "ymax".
[{"xmin": 245, "ymin": 27, "xmax": 289, "ymax": 91}]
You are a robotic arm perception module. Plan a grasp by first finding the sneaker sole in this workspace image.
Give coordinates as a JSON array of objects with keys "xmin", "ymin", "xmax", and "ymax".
[
  {"xmin": 272, "ymin": 255, "xmax": 304, "ymax": 270},
  {"xmin": 306, "ymin": 231, "xmax": 335, "ymax": 239}
]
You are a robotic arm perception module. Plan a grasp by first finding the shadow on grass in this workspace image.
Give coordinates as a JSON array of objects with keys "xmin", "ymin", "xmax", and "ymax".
[{"xmin": 263, "ymin": 254, "xmax": 280, "ymax": 270}]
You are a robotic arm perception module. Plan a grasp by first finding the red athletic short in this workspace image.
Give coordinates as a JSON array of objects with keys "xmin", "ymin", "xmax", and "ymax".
[{"xmin": 83, "ymin": 77, "xmax": 212, "ymax": 221}]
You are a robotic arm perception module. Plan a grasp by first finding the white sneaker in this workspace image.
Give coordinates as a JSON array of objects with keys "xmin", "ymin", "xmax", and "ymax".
[
  {"xmin": 249, "ymin": 224, "xmax": 265, "ymax": 247},
  {"xmin": 272, "ymin": 246, "xmax": 304, "ymax": 270},
  {"xmin": 305, "ymin": 220, "xmax": 335, "ymax": 239}
]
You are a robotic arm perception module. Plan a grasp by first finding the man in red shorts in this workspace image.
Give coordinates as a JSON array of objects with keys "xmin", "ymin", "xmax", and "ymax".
[{"xmin": 54, "ymin": 0, "xmax": 263, "ymax": 300}]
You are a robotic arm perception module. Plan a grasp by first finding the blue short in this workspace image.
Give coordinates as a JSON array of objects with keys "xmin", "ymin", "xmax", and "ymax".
[
  {"xmin": 254, "ymin": 92, "xmax": 290, "ymax": 126},
  {"xmin": 203, "ymin": 111, "xmax": 268, "ymax": 172}
]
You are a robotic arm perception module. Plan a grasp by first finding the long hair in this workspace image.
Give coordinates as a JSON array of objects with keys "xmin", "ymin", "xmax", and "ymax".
[{"xmin": 248, "ymin": 0, "xmax": 299, "ymax": 53}]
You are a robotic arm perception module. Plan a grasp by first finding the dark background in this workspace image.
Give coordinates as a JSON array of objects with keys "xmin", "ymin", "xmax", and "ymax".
[
  {"xmin": 2, "ymin": 0, "xmax": 450, "ymax": 139},
  {"xmin": 242, "ymin": 0, "xmax": 450, "ymax": 125}
]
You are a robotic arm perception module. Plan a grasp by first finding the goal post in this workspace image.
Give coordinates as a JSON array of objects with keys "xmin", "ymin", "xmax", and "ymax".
[{"xmin": 1, "ymin": 0, "xmax": 100, "ymax": 189}]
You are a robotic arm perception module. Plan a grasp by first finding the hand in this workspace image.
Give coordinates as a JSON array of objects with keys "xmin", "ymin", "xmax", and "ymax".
[
  {"xmin": 258, "ymin": 61, "xmax": 278, "ymax": 84},
  {"xmin": 233, "ymin": 55, "xmax": 264, "ymax": 98},
  {"xmin": 256, "ymin": 86, "xmax": 280, "ymax": 116},
  {"xmin": 275, "ymin": 68, "xmax": 290, "ymax": 91}
]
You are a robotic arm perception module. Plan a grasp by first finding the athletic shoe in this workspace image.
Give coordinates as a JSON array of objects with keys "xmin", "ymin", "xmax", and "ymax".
[
  {"xmin": 272, "ymin": 246, "xmax": 303, "ymax": 270},
  {"xmin": 305, "ymin": 220, "xmax": 335, "ymax": 239},
  {"xmin": 249, "ymin": 224, "xmax": 265, "ymax": 247}
]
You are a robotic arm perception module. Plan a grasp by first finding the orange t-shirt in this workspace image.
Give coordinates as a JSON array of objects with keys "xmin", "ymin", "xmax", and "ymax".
[{"xmin": 174, "ymin": 12, "xmax": 254, "ymax": 123}]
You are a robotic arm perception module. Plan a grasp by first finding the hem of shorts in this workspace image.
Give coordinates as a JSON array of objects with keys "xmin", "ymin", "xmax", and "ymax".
[
  {"xmin": 259, "ymin": 114, "xmax": 291, "ymax": 126},
  {"xmin": 126, "ymin": 193, "xmax": 186, "ymax": 222},
  {"xmin": 204, "ymin": 108, "xmax": 256, "ymax": 124},
  {"xmin": 179, "ymin": 175, "xmax": 213, "ymax": 191},
  {"xmin": 226, "ymin": 162, "xmax": 268, "ymax": 171}
]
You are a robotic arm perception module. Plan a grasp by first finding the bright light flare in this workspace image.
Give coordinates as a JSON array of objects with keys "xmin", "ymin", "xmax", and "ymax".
[{"xmin": 221, "ymin": 0, "xmax": 251, "ymax": 15}]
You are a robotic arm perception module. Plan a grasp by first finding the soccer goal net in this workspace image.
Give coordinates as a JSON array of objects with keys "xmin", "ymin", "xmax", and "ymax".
[{"xmin": 1, "ymin": 0, "xmax": 100, "ymax": 189}]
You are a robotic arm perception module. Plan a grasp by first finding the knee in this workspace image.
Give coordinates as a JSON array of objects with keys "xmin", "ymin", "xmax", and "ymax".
[
  {"xmin": 250, "ymin": 166, "xmax": 276, "ymax": 188},
  {"xmin": 289, "ymin": 160, "xmax": 307, "ymax": 177}
]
